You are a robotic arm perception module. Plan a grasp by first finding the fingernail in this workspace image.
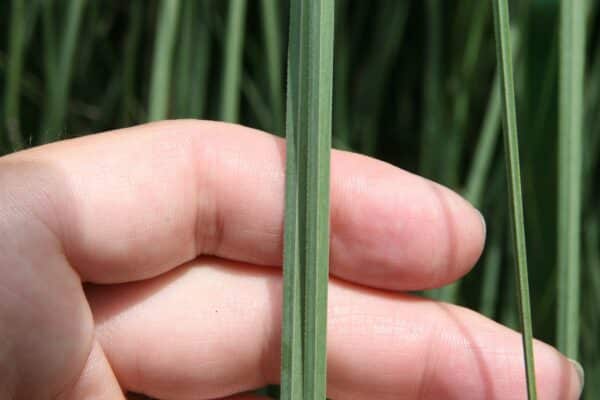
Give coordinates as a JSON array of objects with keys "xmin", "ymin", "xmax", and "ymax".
[
  {"xmin": 476, "ymin": 209, "xmax": 487, "ymax": 240},
  {"xmin": 568, "ymin": 358, "xmax": 584, "ymax": 398}
]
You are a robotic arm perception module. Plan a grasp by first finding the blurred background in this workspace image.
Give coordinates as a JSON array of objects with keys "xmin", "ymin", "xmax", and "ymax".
[{"xmin": 1, "ymin": 0, "xmax": 598, "ymax": 398}]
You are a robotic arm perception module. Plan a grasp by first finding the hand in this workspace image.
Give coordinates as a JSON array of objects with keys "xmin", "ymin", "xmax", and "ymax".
[{"xmin": 0, "ymin": 120, "xmax": 582, "ymax": 399}]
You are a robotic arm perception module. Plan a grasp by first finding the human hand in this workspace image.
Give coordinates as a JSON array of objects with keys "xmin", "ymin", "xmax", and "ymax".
[{"xmin": 0, "ymin": 120, "xmax": 582, "ymax": 399}]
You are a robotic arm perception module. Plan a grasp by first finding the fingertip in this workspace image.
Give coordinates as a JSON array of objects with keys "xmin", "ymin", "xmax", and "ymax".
[
  {"xmin": 533, "ymin": 340, "xmax": 584, "ymax": 399},
  {"xmin": 328, "ymin": 153, "xmax": 488, "ymax": 290},
  {"xmin": 568, "ymin": 359, "xmax": 584, "ymax": 398},
  {"xmin": 424, "ymin": 183, "xmax": 487, "ymax": 288},
  {"xmin": 477, "ymin": 208, "xmax": 487, "ymax": 240}
]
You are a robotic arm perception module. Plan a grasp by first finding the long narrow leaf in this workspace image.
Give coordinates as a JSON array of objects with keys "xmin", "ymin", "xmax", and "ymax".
[
  {"xmin": 281, "ymin": 0, "xmax": 305, "ymax": 395},
  {"xmin": 492, "ymin": 1, "xmax": 538, "ymax": 398},
  {"xmin": 121, "ymin": 0, "xmax": 142, "ymax": 125},
  {"xmin": 42, "ymin": 0, "xmax": 86, "ymax": 142},
  {"xmin": 443, "ymin": 1, "xmax": 490, "ymax": 188},
  {"xmin": 4, "ymin": 0, "xmax": 26, "ymax": 150},
  {"xmin": 353, "ymin": 1, "xmax": 408, "ymax": 156},
  {"xmin": 190, "ymin": 1, "xmax": 212, "ymax": 119},
  {"xmin": 260, "ymin": 0, "xmax": 284, "ymax": 134},
  {"xmin": 281, "ymin": 1, "xmax": 335, "ymax": 399},
  {"xmin": 174, "ymin": 0, "xmax": 195, "ymax": 118},
  {"xmin": 464, "ymin": 74, "xmax": 501, "ymax": 206},
  {"xmin": 420, "ymin": 0, "xmax": 442, "ymax": 180},
  {"xmin": 220, "ymin": 0, "xmax": 247, "ymax": 123},
  {"xmin": 557, "ymin": 0, "xmax": 585, "ymax": 359},
  {"xmin": 465, "ymin": 26, "xmax": 521, "ymax": 206},
  {"xmin": 148, "ymin": 0, "xmax": 181, "ymax": 121}
]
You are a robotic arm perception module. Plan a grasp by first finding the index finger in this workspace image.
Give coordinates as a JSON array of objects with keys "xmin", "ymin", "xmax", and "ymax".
[{"xmin": 0, "ymin": 120, "xmax": 484, "ymax": 289}]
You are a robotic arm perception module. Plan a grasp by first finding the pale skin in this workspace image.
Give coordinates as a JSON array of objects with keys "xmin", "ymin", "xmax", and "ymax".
[{"xmin": 0, "ymin": 120, "xmax": 581, "ymax": 399}]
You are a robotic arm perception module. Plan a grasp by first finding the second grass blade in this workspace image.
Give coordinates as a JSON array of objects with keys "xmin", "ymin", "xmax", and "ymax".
[
  {"xmin": 557, "ymin": 0, "xmax": 585, "ymax": 360},
  {"xmin": 492, "ymin": 0, "xmax": 538, "ymax": 398},
  {"xmin": 220, "ymin": 0, "xmax": 247, "ymax": 123},
  {"xmin": 281, "ymin": 1, "xmax": 335, "ymax": 399},
  {"xmin": 148, "ymin": 0, "xmax": 181, "ymax": 121}
]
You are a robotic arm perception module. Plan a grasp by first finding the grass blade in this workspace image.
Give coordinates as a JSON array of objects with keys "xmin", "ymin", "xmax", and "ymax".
[
  {"xmin": 353, "ymin": 1, "xmax": 408, "ymax": 156},
  {"xmin": 121, "ymin": 0, "xmax": 142, "ymax": 125},
  {"xmin": 465, "ymin": 26, "xmax": 520, "ymax": 207},
  {"xmin": 260, "ymin": 0, "xmax": 284, "ymax": 134},
  {"xmin": 174, "ymin": 0, "xmax": 196, "ymax": 118},
  {"xmin": 281, "ymin": 1, "xmax": 335, "ymax": 399},
  {"xmin": 479, "ymin": 190, "xmax": 507, "ymax": 318},
  {"xmin": 190, "ymin": 1, "xmax": 212, "ymax": 119},
  {"xmin": 242, "ymin": 72, "xmax": 272, "ymax": 130},
  {"xmin": 443, "ymin": 1, "xmax": 490, "ymax": 188},
  {"xmin": 432, "ymin": 31, "xmax": 520, "ymax": 303},
  {"xmin": 220, "ymin": 0, "xmax": 247, "ymax": 123},
  {"xmin": 332, "ymin": 0, "xmax": 351, "ymax": 149},
  {"xmin": 42, "ymin": 0, "xmax": 86, "ymax": 142},
  {"xmin": 4, "ymin": 0, "xmax": 26, "ymax": 150},
  {"xmin": 420, "ymin": 0, "xmax": 442, "ymax": 180},
  {"xmin": 479, "ymin": 219, "xmax": 504, "ymax": 318},
  {"xmin": 557, "ymin": 0, "xmax": 585, "ymax": 359},
  {"xmin": 281, "ymin": 0, "xmax": 306, "ymax": 394},
  {"xmin": 463, "ymin": 74, "xmax": 501, "ymax": 206},
  {"xmin": 42, "ymin": 0, "xmax": 58, "ymax": 109},
  {"xmin": 492, "ymin": 0, "xmax": 537, "ymax": 398},
  {"xmin": 172, "ymin": 0, "xmax": 211, "ymax": 120},
  {"xmin": 148, "ymin": 0, "xmax": 181, "ymax": 121}
]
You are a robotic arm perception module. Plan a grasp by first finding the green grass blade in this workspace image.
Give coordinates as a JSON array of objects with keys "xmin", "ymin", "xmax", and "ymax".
[
  {"xmin": 42, "ymin": 0, "xmax": 86, "ymax": 142},
  {"xmin": 434, "ymin": 31, "xmax": 520, "ymax": 304},
  {"xmin": 353, "ymin": 1, "xmax": 408, "ymax": 156},
  {"xmin": 500, "ymin": 259, "xmax": 519, "ymax": 330},
  {"xmin": 57, "ymin": 0, "xmax": 85, "ymax": 99},
  {"xmin": 464, "ymin": 74, "xmax": 501, "ymax": 206},
  {"xmin": 281, "ymin": 1, "xmax": 334, "ymax": 399},
  {"xmin": 465, "ymin": 25, "xmax": 521, "ymax": 206},
  {"xmin": 4, "ymin": 0, "xmax": 26, "ymax": 150},
  {"xmin": 443, "ymin": 1, "xmax": 489, "ymax": 188},
  {"xmin": 304, "ymin": 2, "xmax": 334, "ymax": 395},
  {"xmin": 189, "ymin": 1, "xmax": 212, "ymax": 119},
  {"xmin": 479, "ymin": 225, "xmax": 503, "ymax": 318},
  {"xmin": 148, "ymin": 0, "xmax": 181, "ymax": 121},
  {"xmin": 219, "ymin": 0, "xmax": 247, "ymax": 123},
  {"xmin": 420, "ymin": 0, "xmax": 442, "ymax": 180},
  {"xmin": 557, "ymin": 0, "xmax": 586, "ymax": 359},
  {"xmin": 492, "ymin": 1, "xmax": 537, "ymax": 398},
  {"xmin": 242, "ymin": 72, "xmax": 272, "ymax": 130},
  {"xmin": 260, "ymin": 0, "xmax": 284, "ymax": 134},
  {"xmin": 479, "ymin": 200, "xmax": 506, "ymax": 318},
  {"xmin": 174, "ymin": 0, "xmax": 195, "ymax": 118},
  {"xmin": 281, "ymin": 0, "xmax": 305, "ymax": 395},
  {"xmin": 42, "ymin": 1, "xmax": 58, "ymax": 102},
  {"xmin": 121, "ymin": 0, "xmax": 142, "ymax": 125},
  {"xmin": 332, "ymin": 1, "xmax": 351, "ymax": 149},
  {"xmin": 173, "ymin": 0, "xmax": 211, "ymax": 120}
]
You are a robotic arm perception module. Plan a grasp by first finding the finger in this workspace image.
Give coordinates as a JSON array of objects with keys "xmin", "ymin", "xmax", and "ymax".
[
  {"xmin": 87, "ymin": 258, "xmax": 581, "ymax": 400},
  {"xmin": 2, "ymin": 120, "xmax": 484, "ymax": 290}
]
